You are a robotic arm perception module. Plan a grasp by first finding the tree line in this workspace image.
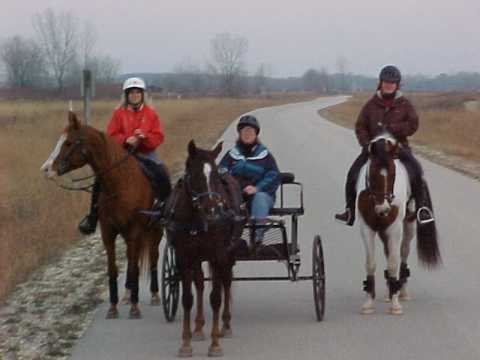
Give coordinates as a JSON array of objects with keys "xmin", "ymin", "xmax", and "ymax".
[
  {"xmin": 0, "ymin": 8, "xmax": 120, "ymax": 92},
  {"xmin": 2, "ymin": 15, "xmax": 480, "ymax": 98}
]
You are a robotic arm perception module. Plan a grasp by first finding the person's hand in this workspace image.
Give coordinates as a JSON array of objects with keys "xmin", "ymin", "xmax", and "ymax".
[
  {"xmin": 134, "ymin": 129, "xmax": 145, "ymax": 139},
  {"xmin": 126, "ymin": 136, "xmax": 140, "ymax": 147},
  {"xmin": 243, "ymin": 185, "xmax": 257, "ymax": 195}
]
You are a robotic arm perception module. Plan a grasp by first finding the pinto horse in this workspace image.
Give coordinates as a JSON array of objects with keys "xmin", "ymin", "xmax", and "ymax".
[
  {"xmin": 41, "ymin": 111, "xmax": 170, "ymax": 319},
  {"xmin": 166, "ymin": 140, "xmax": 242, "ymax": 357},
  {"xmin": 357, "ymin": 133, "xmax": 441, "ymax": 315}
]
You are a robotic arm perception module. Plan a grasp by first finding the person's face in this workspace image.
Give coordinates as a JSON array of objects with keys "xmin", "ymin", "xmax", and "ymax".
[
  {"xmin": 127, "ymin": 89, "xmax": 143, "ymax": 105},
  {"xmin": 381, "ymin": 81, "xmax": 398, "ymax": 94},
  {"xmin": 239, "ymin": 126, "xmax": 257, "ymax": 144}
]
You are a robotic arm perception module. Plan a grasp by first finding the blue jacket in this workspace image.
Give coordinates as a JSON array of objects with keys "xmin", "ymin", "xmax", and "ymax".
[{"xmin": 219, "ymin": 143, "xmax": 280, "ymax": 197}]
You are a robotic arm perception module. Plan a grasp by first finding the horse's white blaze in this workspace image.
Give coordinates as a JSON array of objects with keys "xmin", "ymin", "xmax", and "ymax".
[
  {"xmin": 203, "ymin": 163, "xmax": 212, "ymax": 196},
  {"xmin": 40, "ymin": 133, "xmax": 66, "ymax": 178}
]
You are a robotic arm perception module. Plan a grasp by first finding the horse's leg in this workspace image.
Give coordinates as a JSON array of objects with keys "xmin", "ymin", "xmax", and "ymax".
[
  {"xmin": 126, "ymin": 239, "xmax": 142, "ymax": 319},
  {"xmin": 385, "ymin": 222, "xmax": 403, "ymax": 315},
  {"xmin": 150, "ymin": 231, "xmax": 161, "ymax": 306},
  {"xmin": 121, "ymin": 245, "xmax": 133, "ymax": 305},
  {"xmin": 360, "ymin": 222, "xmax": 376, "ymax": 315},
  {"xmin": 208, "ymin": 264, "xmax": 223, "ymax": 357},
  {"xmin": 399, "ymin": 219, "xmax": 415, "ymax": 301},
  {"xmin": 220, "ymin": 264, "xmax": 233, "ymax": 338},
  {"xmin": 179, "ymin": 266, "xmax": 194, "ymax": 357},
  {"xmin": 192, "ymin": 263, "xmax": 206, "ymax": 341},
  {"xmin": 100, "ymin": 223, "xmax": 119, "ymax": 319}
]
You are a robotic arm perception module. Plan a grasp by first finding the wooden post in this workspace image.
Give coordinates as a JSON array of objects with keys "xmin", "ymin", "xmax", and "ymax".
[{"xmin": 81, "ymin": 69, "xmax": 94, "ymax": 124}]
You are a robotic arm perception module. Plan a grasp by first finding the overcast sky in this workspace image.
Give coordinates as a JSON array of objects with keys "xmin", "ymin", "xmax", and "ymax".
[{"xmin": 1, "ymin": 0, "xmax": 479, "ymax": 77}]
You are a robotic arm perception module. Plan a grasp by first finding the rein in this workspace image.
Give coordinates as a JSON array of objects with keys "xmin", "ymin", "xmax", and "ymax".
[{"xmin": 52, "ymin": 131, "xmax": 134, "ymax": 192}]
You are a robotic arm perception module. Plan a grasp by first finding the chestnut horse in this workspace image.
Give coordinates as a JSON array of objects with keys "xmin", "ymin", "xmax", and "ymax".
[
  {"xmin": 165, "ymin": 140, "xmax": 243, "ymax": 357},
  {"xmin": 357, "ymin": 133, "xmax": 441, "ymax": 315},
  {"xmin": 41, "ymin": 111, "xmax": 170, "ymax": 319}
]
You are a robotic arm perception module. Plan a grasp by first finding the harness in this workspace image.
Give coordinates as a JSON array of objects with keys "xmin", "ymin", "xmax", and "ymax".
[{"xmin": 165, "ymin": 175, "xmax": 242, "ymax": 237}]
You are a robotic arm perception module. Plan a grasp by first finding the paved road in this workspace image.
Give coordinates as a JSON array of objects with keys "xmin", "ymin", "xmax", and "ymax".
[{"xmin": 71, "ymin": 97, "xmax": 480, "ymax": 359}]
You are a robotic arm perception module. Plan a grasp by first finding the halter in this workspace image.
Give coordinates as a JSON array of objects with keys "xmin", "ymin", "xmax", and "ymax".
[
  {"xmin": 171, "ymin": 169, "xmax": 232, "ymax": 235},
  {"xmin": 53, "ymin": 129, "xmax": 133, "ymax": 192},
  {"xmin": 184, "ymin": 172, "xmax": 225, "ymax": 211}
]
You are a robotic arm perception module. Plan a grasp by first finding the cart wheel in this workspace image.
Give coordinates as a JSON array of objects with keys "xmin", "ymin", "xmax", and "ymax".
[
  {"xmin": 312, "ymin": 235, "xmax": 325, "ymax": 321},
  {"xmin": 161, "ymin": 242, "xmax": 180, "ymax": 322}
]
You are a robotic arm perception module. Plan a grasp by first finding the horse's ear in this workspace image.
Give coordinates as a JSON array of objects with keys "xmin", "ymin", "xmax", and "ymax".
[
  {"xmin": 68, "ymin": 111, "xmax": 81, "ymax": 130},
  {"xmin": 188, "ymin": 139, "xmax": 197, "ymax": 157},
  {"xmin": 212, "ymin": 141, "xmax": 223, "ymax": 159}
]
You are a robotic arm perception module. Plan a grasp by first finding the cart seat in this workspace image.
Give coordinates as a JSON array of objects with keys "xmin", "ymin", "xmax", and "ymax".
[
  {"xmin": 279, "ymin": 172, "xmax": 295, "ymax": 184},
  {"xmin": 269, "ymin": 207, "xmax": 304, "ymax": 216}
]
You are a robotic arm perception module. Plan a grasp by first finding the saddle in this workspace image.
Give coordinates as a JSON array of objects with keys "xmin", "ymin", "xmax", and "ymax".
[{"xmin": 135, "ymin": 155, "xmax": 172, "ymax": 203}]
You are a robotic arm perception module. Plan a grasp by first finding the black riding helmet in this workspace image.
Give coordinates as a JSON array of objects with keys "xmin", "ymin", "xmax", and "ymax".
[
  {"xmin": 237, "ymin": 115, "xmax": 260, "ymax": 134},
  {"xmin": 379, "ymin": 65, "xmax": 401, "ymax": 83}
]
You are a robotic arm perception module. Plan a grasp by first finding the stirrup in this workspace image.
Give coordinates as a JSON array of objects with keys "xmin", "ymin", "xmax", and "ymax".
[
  {"xmin": 416, "ymin": 207, "xmax": 434, "ymax": 225},
  {"xmin": 334, "ymin": 208, "xmax": 353, "ymax": 226}
]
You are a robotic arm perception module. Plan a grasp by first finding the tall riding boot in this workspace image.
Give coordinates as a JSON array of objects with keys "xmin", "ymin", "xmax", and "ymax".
[
  {"xmin": 335, "ymin": 196, "xmax": 356, "ymax": 226},
  {"xmin": 78, "ymin": 181, "xmax": 100, "ymax": 235},
  {"xmin": 335, "ymin": 149, "xmax": 368, "ymax": 226}
]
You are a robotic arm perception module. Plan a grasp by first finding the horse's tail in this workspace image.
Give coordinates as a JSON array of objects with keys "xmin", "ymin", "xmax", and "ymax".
[
  {"xmin": 416, "ymin": 220, "xmax": 441, "ymax": 268},
  {"xmin": 415, "ymin": 181, "xmax": 442, "ymax": 268}
]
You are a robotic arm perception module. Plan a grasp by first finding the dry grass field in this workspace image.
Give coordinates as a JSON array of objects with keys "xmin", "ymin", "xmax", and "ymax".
[
  {"xmin": 320, "ymin": 92, "xmax": 480, "ymax": 161},
  {"xmin": 0, "ymin": 94, "xmax": 315, "ymax": 303}
]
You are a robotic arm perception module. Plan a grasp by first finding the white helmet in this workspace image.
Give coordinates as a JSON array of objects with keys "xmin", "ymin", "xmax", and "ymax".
[{"xmin": 122, "ymin": 77, "xmax": 146, "ymax": 91}]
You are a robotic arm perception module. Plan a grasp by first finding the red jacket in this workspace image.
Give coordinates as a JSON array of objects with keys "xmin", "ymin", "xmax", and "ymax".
[{"xmin": 106, "ymin": 104, "xmax": 164, "ymax": 154}]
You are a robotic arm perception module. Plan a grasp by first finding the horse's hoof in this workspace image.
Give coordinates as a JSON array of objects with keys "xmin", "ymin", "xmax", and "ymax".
[
  {"xmin": 389, "ymin": 307, "xmax": 403, "ymax": 315},
  {"xmin": 383, "ymin": 295, "xmax": 391, "ymax": 303},
  {"xmin": 220, "ymin": 328, "xmax": 232, "ymax": 338},
  {"xmin": 192, "ymin": 332, "xmax": 205, "ymax": 341},
  {"xmin": 361, "ymin": 307, "xmax": 375, "ymax": 315},
  {"xmin": 178, "ymin": 346, "xmax": 193, "ymax": 357},
  {"xmin": 399, "ymin": 293, "xmax": 412, "ymax": 301},
  {"xmin": 105, "ymin": 309, "xmax": 119, "ymax": 319},
  {"xmin": 151, "ymin": 294, "xmax": 161, "ymax": 306},
  {"xmin": 208, "ymin": 346, "xmax": 223, "ymax": 357},
  {"xmin": 129, "ymin": 308, "xmax": 142, "ymax": 319}
]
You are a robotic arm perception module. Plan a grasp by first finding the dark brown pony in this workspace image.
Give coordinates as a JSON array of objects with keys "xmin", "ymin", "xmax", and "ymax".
[
  {"xmin": 166, "ymin": 140, "xmax": 242, "ymax": 357},
  {"xmin": 41, "ymin": 111, "xmax": 170, "ymax": 319}
]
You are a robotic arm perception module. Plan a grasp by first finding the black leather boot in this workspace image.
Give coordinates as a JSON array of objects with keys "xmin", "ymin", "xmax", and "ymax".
[{"xmin": 78, "ymin": 181, "xmax": 100, "ymax": 235}]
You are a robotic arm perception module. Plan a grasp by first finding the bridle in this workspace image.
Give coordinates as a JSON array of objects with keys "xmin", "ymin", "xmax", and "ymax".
[{"xmin": 53, "ymin": 129, "xmax": 133, "ymax": 192}]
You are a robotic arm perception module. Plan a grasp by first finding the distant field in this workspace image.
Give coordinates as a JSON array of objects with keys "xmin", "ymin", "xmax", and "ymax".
[
  {"xmin": 0, "ymin": 93, "xmax": 315, "ymax": 303},
  {"xmin": 320, "ymin": 92, "xmax": 480, "ymax": 162}
]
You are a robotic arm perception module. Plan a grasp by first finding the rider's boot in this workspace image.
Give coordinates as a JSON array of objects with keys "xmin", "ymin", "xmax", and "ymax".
[
  {"xmin": 335, "ymin": 197, "xmax": 356, "ymax": 226},
  {"xmin": 78, "ymin": 181, "xmax": 100, "ymax": 235}
]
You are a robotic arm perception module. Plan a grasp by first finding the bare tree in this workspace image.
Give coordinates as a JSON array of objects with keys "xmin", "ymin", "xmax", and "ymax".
[
  {"xmin": 80, "ymin": 20, "xmax": 97, "ymax": 68},
  {"xmin": 336, "ymin": 55, "xmax": 348, "ymax": 91},
  {"xmin": 210, "ymin": 32, "xmax": 248, "ymax": 97},
  {"xmin": 90, "ymin": 55, "xmax": 121, "ymax": 84},
  {"xmin": 33, "ymin": 8, "xmax": 79, "ymax": 91},
  {"xmin": 253, "ymin": 63, "xmax": 271, "ymax": 94},
  {"xmin": 0, "ymin": 36, "xmax": 45, "ymax": 88}
]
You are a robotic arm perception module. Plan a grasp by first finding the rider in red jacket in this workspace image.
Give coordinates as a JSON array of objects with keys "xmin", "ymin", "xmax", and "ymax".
[
  {"xmin": 107, "ymin": 102, "xmax": 164, "ymax": 156},
  {"xmin": 78, "ymin": 77, "xmax": 165, "ymax": 234}
]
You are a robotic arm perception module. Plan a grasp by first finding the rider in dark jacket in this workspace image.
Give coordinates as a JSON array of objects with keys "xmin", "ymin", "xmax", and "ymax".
[
  {"xmin": 219, "ymin": 115, "xmax": 280, "ymax": 244},
  {"xmin": 335, "ymin": 65, "xmax": 435, "ymax": 226}
]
